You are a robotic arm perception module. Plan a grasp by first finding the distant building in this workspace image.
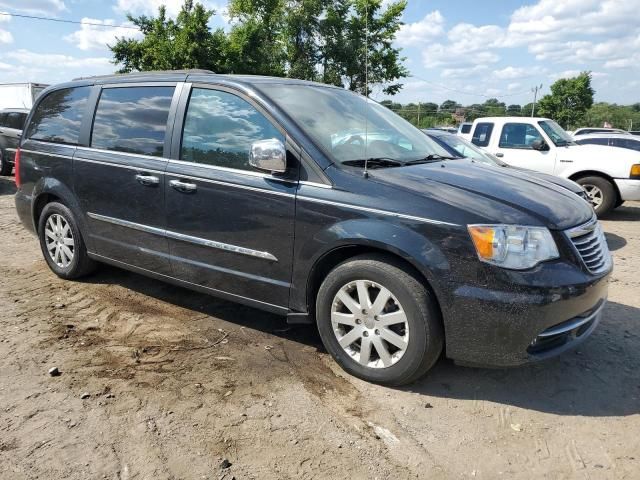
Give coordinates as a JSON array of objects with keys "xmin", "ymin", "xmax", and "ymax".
[{"xmin": 0, "ymin": 83, "xmax": 49, "ymax": 109}]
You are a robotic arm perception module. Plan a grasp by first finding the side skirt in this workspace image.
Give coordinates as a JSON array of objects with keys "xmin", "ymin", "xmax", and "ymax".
[{"xmin": 88, "ymin": 252, "xmax": 290, "ymax": 316}]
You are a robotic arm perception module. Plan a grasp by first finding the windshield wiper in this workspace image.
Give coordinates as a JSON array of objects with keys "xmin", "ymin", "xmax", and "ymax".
[
  {"xmin": 406, "ymin": 154, "xmax": 459, "ymax": 164},
  {"xmin": 342, "ymin": 157, "xmax": 406, "ymax": 169}
]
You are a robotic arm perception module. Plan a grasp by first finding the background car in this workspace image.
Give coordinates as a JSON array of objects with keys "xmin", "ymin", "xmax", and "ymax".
[
  {"xmin": 572, "ymin": 127, "xmax": 630, "ymax": 137},
  {"xmin": 0, "ymin": 108, "xmax": 29, "ymax": 175},
  {"xmin": 422, "ymin": 129, "xmax": 591, "ymax": 203},
  {"xmin": 575, "ymin": 133, "xmax": 640, "ymax": 152}
]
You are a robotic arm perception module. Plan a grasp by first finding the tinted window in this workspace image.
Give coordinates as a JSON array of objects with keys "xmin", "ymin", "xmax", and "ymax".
[
  {"xmin": 499, "ymin": 123, "xmax": 543, "ymax": 149},
  {"xmin": 27, "ymin": 87, "xmax": 90, "ymax": 144},
  {"xmin": 6, "ymin": 112, "xmax": 26, "ymax": 130},
  {"xmin": 91, "ymin": 86, "xmax": 174, "ymax": 157},
  {"xmin": 181, "ymin": 88, "xmax": 284, "ymax": 171},
  {"xmin": 575, "ymin": 138, "xmax": 609, "ymax": 146},
  {"xmin": 612, "ymin": 138, "xmax": 640, "ymax": 151},
  {"xmin": 460, "ymin": 124, "xmax": 471, "ymax": 134},
  {"xmin": 472, "ymin": 122, "xmax": 494, "ymax": 147},
  {"xmin": 0, "ymin": 113, "xmax": 7, "ymax": 128}
]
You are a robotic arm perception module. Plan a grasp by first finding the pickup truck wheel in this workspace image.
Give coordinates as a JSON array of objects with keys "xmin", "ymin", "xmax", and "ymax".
[
  {"xmin": 0, "ymin": 150, "xmax": 11, "ymax": 176},
  {"xmin": 316, "ymin": 254, "xmax": 443, "ymax": 386},
  {"xmin": 38, "ymin": 202, "xmax": 96, "ymax": 279},
  {"xmin": 576, "ymin": 176, "xmax": 616, "ymax": 217}
]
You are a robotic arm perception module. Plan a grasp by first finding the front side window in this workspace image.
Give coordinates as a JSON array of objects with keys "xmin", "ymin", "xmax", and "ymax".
[
  {"xmin": 180, "ymin": 88, "xmax": 284, "ymax": 171},
  {"xmin": 612, "ymin": 138, "xmax": 640, "ymax": 151},
  {"xmin": 460, "ymin": 124, "xmax": 472, "ymax": 134},
  {"xmin": 91, "ymin": 86, "xmax": 174, "ymax": 157},
  {"xmin": 27, "ymin": 87, "xmax": 91, "ymax": 145},
  {"xmin": 472, "ymin": 123, "xmax": 494, "ymax": 147},
  {"xmin": 499, "ymin": 123, "xmax": 543, "ymax": 149}
]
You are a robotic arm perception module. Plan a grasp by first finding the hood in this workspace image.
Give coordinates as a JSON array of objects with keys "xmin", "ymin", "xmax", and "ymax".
[
  {"xmin": 369, "ymin": 160, "xmax": 593, "ymax": 230},
  {"xmin": 509, "ymin": 167, "xmax": 584, "ymax": 194}
]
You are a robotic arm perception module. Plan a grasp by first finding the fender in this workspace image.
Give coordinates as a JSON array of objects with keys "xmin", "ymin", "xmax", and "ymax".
[
  {"xmin": 31, "ymin": 177, "xmax": 95, "ymax": 251},
  {"xmin": 290, "ymin": 217, "xmax": 454, "ymax": 315}
]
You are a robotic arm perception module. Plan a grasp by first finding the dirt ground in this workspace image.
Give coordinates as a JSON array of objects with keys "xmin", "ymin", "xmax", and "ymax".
[{"xmin": 0, "ymin": 176, "xmax": 638, "ymax": 480}]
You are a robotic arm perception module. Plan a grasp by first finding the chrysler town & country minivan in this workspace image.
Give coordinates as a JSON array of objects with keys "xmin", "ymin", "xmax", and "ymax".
[{"xmin": 15, "ymin": 71, "xmax": 612, "ymax": 385}]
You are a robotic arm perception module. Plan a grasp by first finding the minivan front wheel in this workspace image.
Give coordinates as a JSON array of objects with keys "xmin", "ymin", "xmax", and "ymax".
[
  {"xmin": 316, "ymin": 254, "xmax": 443, "ymax": 386},
  {"xmin": 38, "ymin": 202, "xmax": 96, "ymax": 279}
]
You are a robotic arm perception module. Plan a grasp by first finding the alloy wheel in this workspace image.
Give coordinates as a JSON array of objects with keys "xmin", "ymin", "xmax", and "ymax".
[
  {"xmin": 44, "ymin": 213, "xmax": 75, "ymax": 268},
  {"xmin": 583, "ymin": 184, "xmax": 603, "ymax": 209},
  {"xmin": 331, "ymin": 280, "xmax": 409, "ymax": 368}
]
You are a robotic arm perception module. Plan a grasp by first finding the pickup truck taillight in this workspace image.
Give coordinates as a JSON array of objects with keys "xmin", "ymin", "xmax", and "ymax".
[
  {"xmin": 631, "ymin": 164, "xmax": 640, "ymax": 179},
  {"xmin": 14, "ymin": 148, "xmax": 20, "ymax": 188}
]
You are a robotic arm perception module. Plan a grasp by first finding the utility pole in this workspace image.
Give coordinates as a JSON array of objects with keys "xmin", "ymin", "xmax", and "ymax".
[{"xmin": 531, "ymin": 84, "xmax": 543, "ymax": 117}]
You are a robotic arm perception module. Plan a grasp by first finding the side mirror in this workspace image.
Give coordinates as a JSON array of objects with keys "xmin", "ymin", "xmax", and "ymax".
[
  {"xmin": 531, "ymin": 139, "xmax": 549, "ymax": 151},
  {"xmin": 249, "ymin": 138, "xmax": 287, "ymax": 174}
]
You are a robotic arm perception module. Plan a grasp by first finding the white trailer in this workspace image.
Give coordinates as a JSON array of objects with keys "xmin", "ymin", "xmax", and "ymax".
[{"xmin": 0, "ymin": 83, "xmax": 48, "ymax": 109}]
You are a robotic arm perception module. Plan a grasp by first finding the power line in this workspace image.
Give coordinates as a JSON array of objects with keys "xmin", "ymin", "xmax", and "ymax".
[{"xmin": 0, "ymin": 11, "xmax": 140, "ymax": 30}]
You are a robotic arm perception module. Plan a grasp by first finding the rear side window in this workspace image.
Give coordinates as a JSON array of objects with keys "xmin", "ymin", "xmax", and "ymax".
[
  {"xmin": 460, "ymin": 124, "xmax": 471, "ymax": 134},
  {"xmin": 576, "ymin": 138, "xmax": 609, "ymax": 146},
  {"xmin": 180, "ymin": 88, "xmax": 284, "ymax": 171},
  {"xmin": 0, "ymin": 113, "xmax": 7, "ymax": 128},
  {"xmin": 499, "ymin": 123, "xmax": 544, "ymax": 149},
  {"xmin": 612, "ymin": 138, "xmax": 640, "ymax": 151},
  {"xmin": 472, "ymin": 122, "xmax": 494, "ymax": 147},
  {"xmin": 91, "ymin": 86, "xmax": 174, "ymax": 157},
  {"xmin": 27, "ymin": 87, "xmax": 91, "ymax": 145}
]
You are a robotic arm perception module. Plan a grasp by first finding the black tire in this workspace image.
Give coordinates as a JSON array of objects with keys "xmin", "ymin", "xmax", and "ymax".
[
  {"xmin": 38, "ymin": 202, "xmax": 96, "ymax": 279},
  {"xmin": 576, "ymin": 176, "xmax": 616, "ymax": 217},
  {"xmin": 0, "ymin": 149, "xmax": 11, "ymax": 176},
  {"xmin": 316, "ymin": 254, "xmax": 443, "ymax": 386},
  {"xmin": 614, "ymin": 199, "xmax": 625, "ymax": 209}
]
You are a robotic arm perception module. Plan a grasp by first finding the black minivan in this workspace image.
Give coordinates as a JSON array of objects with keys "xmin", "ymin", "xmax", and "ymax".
[{"xmin": 15, "ymin": 71, "xmax": 612, "ymax": 385}]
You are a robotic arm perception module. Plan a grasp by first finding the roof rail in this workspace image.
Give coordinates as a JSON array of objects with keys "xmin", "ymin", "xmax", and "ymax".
[{"xmin": 72, "ymin": 69, "xmax": 215, "ymax": 81}]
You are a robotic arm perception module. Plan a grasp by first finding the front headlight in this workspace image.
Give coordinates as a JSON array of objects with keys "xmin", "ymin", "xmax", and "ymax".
[{"xmin": 467, "ymin": 224, "xmax": 559, "ymax": 270}]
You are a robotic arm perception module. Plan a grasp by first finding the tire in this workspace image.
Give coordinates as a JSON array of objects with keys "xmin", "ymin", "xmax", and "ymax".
[
  {"xmin": 38, "ymin": 202, "xmax": 96, "ymax": 279},
  {"xmin": 316, "ymin": 254, "xmax": 443, "ymax": 386},
  {"xmin": 614, "ymin": 199, "xmax": 625, "ymax": 209},
  {"xmin": 576, "ymin": 176, "xmax": 616, "ymax": 217},
  {"xmin": 0, "ymin": 149, "xmax": 12, "ymax": 176}
]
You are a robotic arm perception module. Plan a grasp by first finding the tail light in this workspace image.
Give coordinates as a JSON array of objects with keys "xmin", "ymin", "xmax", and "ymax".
[{"xmin": 14, "ymin": 147, "xmax": 21, "ymax": 188}]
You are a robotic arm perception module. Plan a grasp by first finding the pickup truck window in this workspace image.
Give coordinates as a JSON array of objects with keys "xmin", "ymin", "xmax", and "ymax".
[
  {"xmin": 472, "ymin": 122, "xmax": 494, "ymax": 147},
  {"xmin": 499, "ymin": 123, "xmax": 543, "ymax": 149}
]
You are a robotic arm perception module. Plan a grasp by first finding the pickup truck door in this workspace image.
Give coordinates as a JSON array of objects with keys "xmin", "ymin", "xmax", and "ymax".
[{"xmin": 491, "ymin": 122, "xmax": 556, "ymax": 174}]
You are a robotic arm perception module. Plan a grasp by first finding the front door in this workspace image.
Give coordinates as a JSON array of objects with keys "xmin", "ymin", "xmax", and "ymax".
[
  {"xmin": 74, "ymin": 84, "xmax": 177, "ymax": 275},
  {"xmin": 165, "ymin": 86, "xmax": 297, "ymax": 310},
  {"xmin": 493, "ymin": 122, "xmax": 556, "ymax": 174}
]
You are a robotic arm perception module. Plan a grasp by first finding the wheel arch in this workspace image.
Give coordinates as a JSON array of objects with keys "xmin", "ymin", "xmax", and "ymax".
[{"xmin": 569, "ymin": 170, "xmax": 621, "ymax": 202}]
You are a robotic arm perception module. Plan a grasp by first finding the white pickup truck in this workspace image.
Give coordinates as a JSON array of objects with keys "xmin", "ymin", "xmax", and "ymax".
[{"xmin": 468, "ymin": 116, "xmax": 640, "ymax": 216}]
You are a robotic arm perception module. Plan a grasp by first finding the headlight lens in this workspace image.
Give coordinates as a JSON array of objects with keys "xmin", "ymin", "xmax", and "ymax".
[{"xmin": 468, "ymin": 225, "xmax": 559, "ymax": 270}]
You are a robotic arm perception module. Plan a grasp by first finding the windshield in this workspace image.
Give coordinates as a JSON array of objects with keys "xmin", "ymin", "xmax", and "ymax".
[
  {"xmin": 433, "ymin": 134, "xmax": 507, "ymax": 166},
  {"xmin": 258, "ymin": 84, "xmax": 451, "ymax": 167},
  {"xmin": 538, "ymin": 120, "xmax": 574, "ymax": 146}
]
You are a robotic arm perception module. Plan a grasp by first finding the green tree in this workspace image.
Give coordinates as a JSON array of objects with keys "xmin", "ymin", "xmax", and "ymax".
[
  {"xmin": 536, "ymin": 72, "xmax": 595, "ymax": 128},
  {"xmin": 319, "ymin": 0, "xmax": 409, "ymax": 95},
  {"xmin": 110, "ymin": 0, "xmax": 228, "ymax": 73},
  {"xmin": 439, "ymin": 99, "xmax": 458, "ymax": 112},
  {"xmin": 506, "ymin": 104, "xmax": 522, "ymax": 116}
]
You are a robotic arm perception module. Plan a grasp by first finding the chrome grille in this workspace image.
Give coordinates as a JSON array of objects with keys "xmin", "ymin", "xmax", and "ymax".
[{"xmin": 566, "ymin": 217, "xmax": 611, "ymax": 274}]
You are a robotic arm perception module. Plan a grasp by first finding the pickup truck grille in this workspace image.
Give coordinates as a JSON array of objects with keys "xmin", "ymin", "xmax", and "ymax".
[{"xmin": 566, "ymin": 217, "xmax": 611, "ymax": 274}]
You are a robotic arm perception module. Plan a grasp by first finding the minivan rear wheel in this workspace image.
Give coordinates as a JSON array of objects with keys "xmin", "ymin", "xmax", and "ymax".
[
  {"xmin": 316, "ymin": 254, "xmax": 443, "ymax": 386},
  {"xmin": 38, "ymin": 202, "xmax": 96, "ymax": 279}
]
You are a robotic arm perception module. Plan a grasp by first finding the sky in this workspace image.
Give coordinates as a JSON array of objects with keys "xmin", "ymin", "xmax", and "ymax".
[{"xmin": 0, "ymin": 0, "xmax": 638, "ymax": 107}]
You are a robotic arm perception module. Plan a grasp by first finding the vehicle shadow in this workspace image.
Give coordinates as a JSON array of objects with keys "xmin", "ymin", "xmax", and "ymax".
[
  {"xmin": 0, "ymin": 176, "xmax": 16, "ymax": 196},
  {"xmin": 410, "ymin": 300, "xmax": 639, "ymax": 417},
  {"xmin": 605, "ymin": 232, "xmax": 627, "ymax": 251},
  {"xmin": 79, "ymin": 266, "xmax": 638, "ymax": 418},
  {"xmin": 602, "ymin": 202, "xmax": 640, "ymax": 221}
]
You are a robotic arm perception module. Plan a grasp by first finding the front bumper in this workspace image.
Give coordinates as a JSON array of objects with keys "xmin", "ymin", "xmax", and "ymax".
[
  {"xmin": 614, "ymin": 178, "xmax": 640, "ymax": 201},
  {"xmin": 441, "ymin": 266, "xmax": 610, "ymax": 367}
]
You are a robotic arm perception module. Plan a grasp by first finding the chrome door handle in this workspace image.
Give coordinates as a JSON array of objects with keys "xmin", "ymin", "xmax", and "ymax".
[
  {"xmin": 170, "ymin": 179, "xmax": 197, "ymax": 193},
  {"xmin": 135, "ymin": 174, "xmax": 160, "ymax": 186},
  {"xmin": 495, "ymin": 153, "xmax": 504, "ymax": 158}
]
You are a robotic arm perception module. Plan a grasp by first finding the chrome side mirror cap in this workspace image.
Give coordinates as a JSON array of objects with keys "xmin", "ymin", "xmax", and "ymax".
[{"xmin": 249, "ymin": 138, "xmax": 287, "ymax": 174}]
